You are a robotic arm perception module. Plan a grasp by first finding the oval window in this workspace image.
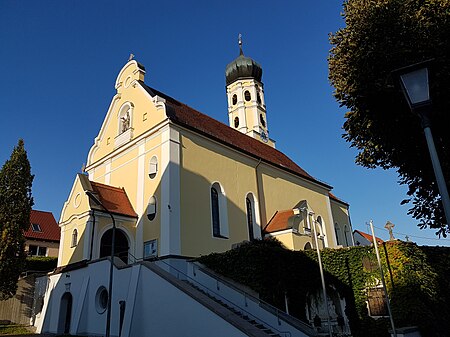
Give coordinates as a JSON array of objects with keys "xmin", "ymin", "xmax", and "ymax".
[
  {"xmin": 232, "ymin": 94, "xmax": 237, "ymax": 105},
  {"xmin": 95, "ymin": 286, "xmax": 108, "ymax": 314},
  {"xmin": 234, "ymin": 117, "xmax": 239, "ymax": 128},
  {"xmin": 244, "ymin": 90, "xmax": 251, "ymax": 101}
]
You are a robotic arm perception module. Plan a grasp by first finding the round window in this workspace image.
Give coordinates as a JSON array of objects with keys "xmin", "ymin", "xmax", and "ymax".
[
  {"xmin": 232, "ymin": 94, "xmax": 237, "ymax": 105},
  {"xmin": 244, "ymin": 90, "xmax": 251, "ymax": 101},
  {"xmin": 95, "ymin": 286, "xmax": 108, "ymax": 314}
]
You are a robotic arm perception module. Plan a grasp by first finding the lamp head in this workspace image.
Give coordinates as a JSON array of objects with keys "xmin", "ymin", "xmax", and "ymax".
[{"xmin": 393, "ymin": 59, "xmax": 433, "ymax": 114}]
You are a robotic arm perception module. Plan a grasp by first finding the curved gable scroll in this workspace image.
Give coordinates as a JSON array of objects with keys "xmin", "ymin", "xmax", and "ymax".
[{"xmin": 115, "ymin": 60, "xmax": 146, "ymax": 92}]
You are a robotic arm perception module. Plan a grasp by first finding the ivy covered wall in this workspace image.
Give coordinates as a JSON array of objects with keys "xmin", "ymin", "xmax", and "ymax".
[{"xmin": 198, "ymin": 239, "xmax": 450, "ymax": 337}]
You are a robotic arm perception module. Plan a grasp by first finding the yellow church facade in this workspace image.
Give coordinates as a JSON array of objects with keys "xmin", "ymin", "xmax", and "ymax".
[{"xmin": 57, "ymin": 51, "xmax": 353, "ymax": 267}]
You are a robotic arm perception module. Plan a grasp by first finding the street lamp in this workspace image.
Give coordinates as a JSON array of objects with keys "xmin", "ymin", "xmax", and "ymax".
[
  {"xmin": 395, "ymin": 60, "xmax": 450, "ymax": 226},
  {"xmin": 85, "ymin": 190, "xmax": 116, "ymax": 337}
]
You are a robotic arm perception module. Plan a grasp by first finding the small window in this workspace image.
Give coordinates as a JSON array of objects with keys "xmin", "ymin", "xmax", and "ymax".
[
  {"xmin": 144, "ymin": 239, "xmax": 158, "ymax": 259},
  {"xmin": 257, "ymin": 92, "xmax": 262, "ymax": 104},
  {"xmin": 149, "ymin": 156, "xmax": 158, "ymax": 179},
  {"xmin": 232, "ymin": 94, "xmax": 237, "ymax": 105},
  {"xmin": 304, "ymin": 242, "xmax": 312, "ymax": 250},
  {"xmin": 260, "ymin": 114, "xmax": 266, "ymax": 128},
  {"xmin": 244, "ymin": 90, "xmax": 251, "ymax": 101},
  {"xmin": 32, "ymin": 223, "xmax": 42, "ymax": 232},
  {"xmin": 147, "ymin": 196, "xmax": 157, "ymax": 221},
  {"xmin": 38, "ymin": 246, "xmax": 47, "ymax": 256},
  {"xmin": 71, "ymin": 229, "xmax": 78, "ymax": 247},
  {"xmin": 28, "ymin": 245, "xmax": 38, "ymax": 256},
  {"xmin": 95, "ymin": 286, "xmax": 108, "ymax": 314},
  {"xmin": 234, "ymin": 117, "xmax": 239, "ymax": 128}
]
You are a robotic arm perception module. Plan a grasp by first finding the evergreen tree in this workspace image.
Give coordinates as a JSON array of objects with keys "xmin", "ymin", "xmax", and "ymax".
[{"xmin": 0, "ymin": 139, "xmax": 34, "ymax": 299}]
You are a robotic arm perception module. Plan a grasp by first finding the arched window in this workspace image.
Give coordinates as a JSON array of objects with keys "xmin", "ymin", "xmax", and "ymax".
[
  {"xmin": 246, "ymin": 197, "xmax": 255, "ymax": 241},
  {"xmin": 344, "ymin": 225, "xmax": 352, "ymax": 247},
  {"xmin": 260, "ymin": 114, "xmax": 266, "ymax": 127},
  {"xmin": 316, "ymin": 216, "xmax": 324, "ymax": 236},
  {"xmin": 147, "ymin": 196, "xmax": 157, "ymax": 221},
  {"xmin": 335, "ymin": 223, "xmax": 341, "ymax": 246},
  {"xmin": 149, "ymin": 156, "xmax": 158, "ymax": 179},
  {"xmin": 210, "ymin": 182, "xmax": 228, "ymax": 238},
  {"xmin": 211, "ymin": 186, "xmax": 220, "ymax": 237},
  {"xmin": 234, "ymin": 116, "xmax": 239, "ymax": 128},
  {"xmin": 71, "ymin": 229, "xmax": 78, "ymax": 247},
  {"xmin": 304, "ymin": 242, "xmax": 312, "ymax": 250}
]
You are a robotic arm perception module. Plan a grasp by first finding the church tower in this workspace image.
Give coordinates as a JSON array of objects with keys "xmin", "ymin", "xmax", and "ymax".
[{"xmin": 225, "ymin": 36, "xmax": 275, "ymax": 147}]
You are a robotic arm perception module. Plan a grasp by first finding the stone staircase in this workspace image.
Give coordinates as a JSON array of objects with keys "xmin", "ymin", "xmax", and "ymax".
[{"xmin": 186, "ymin": 281, "xmax": 285, "ymax": 337}]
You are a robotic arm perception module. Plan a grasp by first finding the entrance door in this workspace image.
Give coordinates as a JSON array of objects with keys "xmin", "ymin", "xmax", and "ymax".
[
  {"xmin": 100, "ymin": 228, "xmax": 129, "ymax": 263},
  {"xmin": 58, "ymin": 292, "xmax": 72, "ymax": 334}
]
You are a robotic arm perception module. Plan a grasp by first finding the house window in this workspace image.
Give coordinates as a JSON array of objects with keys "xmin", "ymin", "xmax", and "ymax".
[
  {"xmin": 232, "ymin": 94, "xmax": 237, "ymax": 105},
  {"xmin": 367, "ymin": 287, "xmax": 388, "ymax": 317},
  {"xmin": 71, "ymin": 229, "xmax": 78, "ymax": 247},
  {"xmin": 144, "ymin": 239, "xmax": 158, "ymax": 259},
  {"xmin": 210, "ymin": 182, "xmax": 228, "ymax": 238},
  {"xmin": 31, "ymin": 223, "xmax": 42, "ymax": 232},
  {"xmin": 149, "ymin": 156, "xmax": 158, "ymax": 179},
  {"xmin": 246, "ymin": 197, "xmax": 255, "ymax": 241},
  {"xmin": 244, "ymin": 90, "xmax": 251, "ymax": 101},
  {"xmin": 29, "ymin": 245, "xmax": 47, "ymax": 256}
]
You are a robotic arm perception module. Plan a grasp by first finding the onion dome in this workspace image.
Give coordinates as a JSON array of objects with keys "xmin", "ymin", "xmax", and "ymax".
[{"xmin": 225, "ymin": 36, "xmax": 262, "ymax": 85}]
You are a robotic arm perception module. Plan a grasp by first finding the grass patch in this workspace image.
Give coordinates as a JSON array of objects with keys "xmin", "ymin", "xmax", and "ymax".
[{"xmin": 0, "ymin": 324, "xmax": 33, "ymax": 335}]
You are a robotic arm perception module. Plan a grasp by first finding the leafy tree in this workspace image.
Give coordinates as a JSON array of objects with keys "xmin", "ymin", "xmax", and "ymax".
[
  {"xmin": 0, "ymin": 139, "xmax": 34, "ymax": 299},
  {"xmin": 329, "ymin": 0, "xmax": 450, "ymax": 236}
]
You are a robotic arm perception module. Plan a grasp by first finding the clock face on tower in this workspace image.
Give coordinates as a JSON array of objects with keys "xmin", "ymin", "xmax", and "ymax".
[{"xmin": 260, "ymin": 131, "xmax": 268, "ymax": 143}]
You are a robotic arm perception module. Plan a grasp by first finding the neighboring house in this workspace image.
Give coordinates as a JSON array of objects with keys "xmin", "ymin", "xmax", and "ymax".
[
  {"xmin": 24, "ymin": 210, "xmax": 60, "ymax": 257},
  {"xmin": 35, "ymin": 48, "xmax": 355, "ymax": 336},
  {"xmin": 353, "ymin": 229, "xmax": 383, "ymax": 246}
]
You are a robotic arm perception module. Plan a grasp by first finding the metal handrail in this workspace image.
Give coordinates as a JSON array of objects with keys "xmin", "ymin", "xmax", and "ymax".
[
  {"xmin": 192, "ymin": 262, "xmax": 316, "ymax": 334},
  {"xmin": 155, "ymin": 259, "xmax": 292, "ymax": 337}
]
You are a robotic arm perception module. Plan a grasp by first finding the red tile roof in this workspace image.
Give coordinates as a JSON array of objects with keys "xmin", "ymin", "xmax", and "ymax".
[
  {"xmin": 90, "ymin": 181, "xmax": 138, "ymax": 218},
  {"xmin": 329, "ymin": 192, "xmax": 349, "ymax": 206},
  {"xmin": 265, "ymin": 209, "xmax": 295, "ymax": 233},
  {"xmin": 354, "ymin": 230, "xmax": 384, "ymax": 244},
  {"xmin": 24, "ymin": 210, "xmax": 60, "ymax": 242},
  {"xmin": 139, "ymin": 81, "xmax": 331, "ymax": 190}
]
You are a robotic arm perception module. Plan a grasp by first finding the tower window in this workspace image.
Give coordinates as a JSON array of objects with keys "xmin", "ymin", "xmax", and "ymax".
[
  {"xmin": 234, "ymin": 117, "xmax": 239, "ymax": 128},
  {"xmin": 149, "ymin": 156, "xmax": 158, "ymax": 179},
  {"xmin": 257, "ymin": 92, "xmax": 262, "ymax": 104},
  {"xmin": 260, "ymin": 114, "xmax": 266, "ymax": 128},
  {"xmin": 232, "ymin": 94, "xmax": 237, "ymax": 105},
  {"xmin": 244, "ymin": 90, "xmax": 251, "ymax": 101}
]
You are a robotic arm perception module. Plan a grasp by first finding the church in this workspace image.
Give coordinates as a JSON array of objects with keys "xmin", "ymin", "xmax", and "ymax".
[{"xmin": 34, "ymin": 44, "xmax": 354, "ymax": 336}]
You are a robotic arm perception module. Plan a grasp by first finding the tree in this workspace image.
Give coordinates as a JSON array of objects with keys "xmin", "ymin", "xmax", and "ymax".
[
  {"xmin": 0, "ymin": 139, "xmax": 34, "ymax": 299},
  {"xmin": 329, "ymin": 0, "xmax": 450, "ymax": 236}
]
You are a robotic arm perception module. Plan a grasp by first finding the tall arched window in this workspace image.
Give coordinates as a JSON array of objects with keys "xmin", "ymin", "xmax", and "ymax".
[
  {"xmin": 246, "ymin": 197, "xmax": 255, "ymax": 241},
  {"xmin": 71, "ymin": 229, "xmax": 78, "ymax": 247},
  {"xmin": 210, "ymin": 182, "xmax": 229, "ymax": 238},
  {"xmin": 335, "ymin": 222, "xmax": 341, "ymax": 246},
  {"xmin": 344, "ymin": 225, "xmax": 350, "ymax": 246},
  {"xmin": 211, "ymin": 186, "xmax": 220, "ymax": 237}
]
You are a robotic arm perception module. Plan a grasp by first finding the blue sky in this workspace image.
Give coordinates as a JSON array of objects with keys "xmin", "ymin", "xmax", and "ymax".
[{"xmin": 1, "ymin": 1, "xmax": 448, "ymax": 246}]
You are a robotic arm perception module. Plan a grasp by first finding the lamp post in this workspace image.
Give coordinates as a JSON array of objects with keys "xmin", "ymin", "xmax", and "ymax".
[
  {"xmin": 395, "ymin": 60, "xmax": 450, "ymax": 226},
  {"xmin": 85, "ymin": 190, "xmax": 116, "ymax": 337},
  {"xmin": 308, "ymin": 211, "xmax": 332, "ymax": 337}
]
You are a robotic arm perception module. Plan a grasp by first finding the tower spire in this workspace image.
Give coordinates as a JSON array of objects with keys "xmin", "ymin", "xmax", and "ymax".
[{"xmin": 238, "ymin": 33, "xmax": 243, "ymax": 55}]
